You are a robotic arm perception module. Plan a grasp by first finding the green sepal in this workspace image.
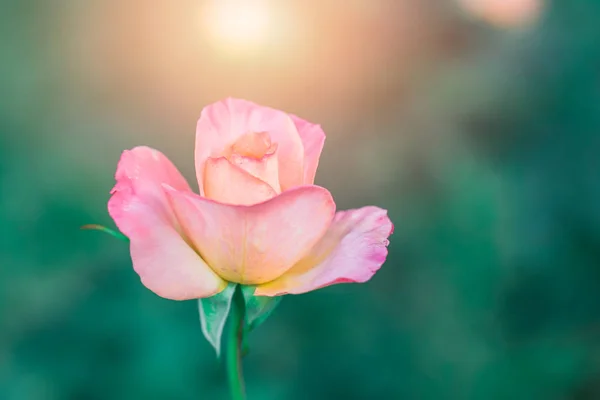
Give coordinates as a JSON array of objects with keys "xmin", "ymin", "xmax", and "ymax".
[
  {"xmin": 81, "ymin": 224, "xmax": 129, "ymax": 242},
  {"xmin": 198, "ymin": 283, "xmax": 237, "ymax": 358},
  {"xmin": 240, "ymin": 285, "xmax": 282, "ymax": 333}
]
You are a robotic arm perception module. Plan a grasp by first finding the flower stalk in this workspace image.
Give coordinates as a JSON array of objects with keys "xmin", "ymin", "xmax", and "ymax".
[{"xmin": 226, "ymin": 286, "xmax": 246, "ymax": 400}]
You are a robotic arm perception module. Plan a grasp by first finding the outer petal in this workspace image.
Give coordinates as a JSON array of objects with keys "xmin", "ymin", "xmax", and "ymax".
[
  {"xmin": 164, "ymin": 185, "xmax": 336, "ymax": 285},
  {"xmin": 108, "ymin": 146, "xmax": 226, "ymax": 300},
  {"xmin": 110, "ymin": 146, "xmax": 192, "ymax": 226},
  {"xmin": 195, "ymin": 98, "xmax": 305, "ymax": 194},
  {"xmin": 291, "ymin": 115, "xmax": 326, "ymax": 185},
  {"xmin": 255, "ymin": 206, "xmax": 393, "ymax": 296},
  {"xmin": 204, "ymin": 157, "xmax": 277, "ymax": 205}
]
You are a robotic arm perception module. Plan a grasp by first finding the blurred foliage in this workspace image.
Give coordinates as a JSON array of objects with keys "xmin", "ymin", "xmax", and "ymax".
[{"xmin": 2, "ymin": 0, "xmax": 600, "ymax": 399}]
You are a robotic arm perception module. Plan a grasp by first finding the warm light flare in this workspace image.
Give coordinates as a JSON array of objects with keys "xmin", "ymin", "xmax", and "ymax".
[
  {"xmin": 458, "ymin": 0, "xmax": 543, "ymax": 28},
  {"xmin": 203, "ymin": 0, "xmax": 272, "ymax": 53}
]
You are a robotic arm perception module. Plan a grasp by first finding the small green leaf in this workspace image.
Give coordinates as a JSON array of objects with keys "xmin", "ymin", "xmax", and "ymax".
[
  {"xmin": 198, "ymin": 283, "xmax": 237, "ymax": 357},
  {"xmin": 241, "ymin": 285, "xmax": 282, "ymax": 332},
  {"xmin": 81, "ymin": 224, "xmax": 129, "ymax": 242}
]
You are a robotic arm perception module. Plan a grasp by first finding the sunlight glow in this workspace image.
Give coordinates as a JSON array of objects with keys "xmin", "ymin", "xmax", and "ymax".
[
  {"xmin": 458, "ymin": 0, "xmax": 543, "ymax": 28},
  {"xmin": 203, "ymin": 0, "xmax": 272, "ymax": 54}
]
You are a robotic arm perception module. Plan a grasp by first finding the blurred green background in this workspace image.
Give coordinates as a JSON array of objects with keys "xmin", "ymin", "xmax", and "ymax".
[{"xmin": 2, "ymin": 0, "xmax": 600, "ymax": 399}]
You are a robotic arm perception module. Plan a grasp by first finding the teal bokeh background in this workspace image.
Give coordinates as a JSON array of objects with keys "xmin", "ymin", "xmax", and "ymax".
[{"xmin": 2, "ymin": 0, "xmax": 600, "ymax": 399}]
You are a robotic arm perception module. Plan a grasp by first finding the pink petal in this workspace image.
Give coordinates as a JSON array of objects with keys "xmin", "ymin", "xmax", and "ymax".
[
  {"xmin": 229, "ymin": 151, "xmax": 281, "ymax": 193},
  {"xmin": 291, "ymin": 115, "xmax": 326, "ymax": 185},
  {"xmin": 195, "ymin": 98, "xmax": 304, "ymax": 194},
  {"xmin": 255, "ymin": 206, "xmax": 393, "ymax": 296},
  {"xmin": 231, "ymin": 131, "xmax": 276, "ymax": 159},
  {"xmin": 204, "ymin": 157, "xmax": 278, "ymax": 205},
  {"xmin": 111, "ymin": 146, "xmax": 191, "ymax": 226},
  {"xmin": 108, "ymin": 146, "xmax": 226, "ymax": 300},
  {"xmin": 164, "ymin": 185, "xmax": 336, "ymax": 285}
]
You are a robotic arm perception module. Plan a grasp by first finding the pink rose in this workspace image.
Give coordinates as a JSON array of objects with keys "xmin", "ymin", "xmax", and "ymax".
[{"xmin": 108, "ymin": 98, "xmax": 393, "ymax": 300}]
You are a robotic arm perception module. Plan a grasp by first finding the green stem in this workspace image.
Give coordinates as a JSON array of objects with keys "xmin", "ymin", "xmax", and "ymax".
[{"xmin": 226, "ymin": 287, "xmax": 246, "ymax": 400}]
